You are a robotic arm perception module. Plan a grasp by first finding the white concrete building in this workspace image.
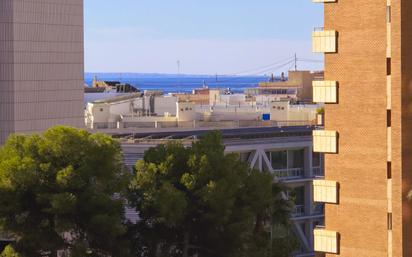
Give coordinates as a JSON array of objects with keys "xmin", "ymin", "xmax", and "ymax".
[{"xmin": 85, "ymin": 93, "xmax": 319, "ymax": 130}]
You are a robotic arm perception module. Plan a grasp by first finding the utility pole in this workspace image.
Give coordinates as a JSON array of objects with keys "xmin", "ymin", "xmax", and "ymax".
[
  {"xmin": 177, "ymin": 60, "xmax": 181, "ymax": 91},
  {"xmin": 294, "ymin": 53, "xmax": 298, "ymax": 71}
]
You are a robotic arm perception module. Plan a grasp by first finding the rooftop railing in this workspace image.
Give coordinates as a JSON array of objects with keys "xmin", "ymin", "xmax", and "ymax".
[{"xmin": 91, "ymin": 119, "xmax": 316, "ymax": 131}]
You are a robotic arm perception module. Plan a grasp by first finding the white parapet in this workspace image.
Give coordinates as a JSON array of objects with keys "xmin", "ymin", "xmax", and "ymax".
[
  {"xmin": 313, "ymin": 80, "xmax": 338, "ymax": 103},
  {"xmin": 313, "ymin": 180, "xmax": 338, "ymax": 204},
  {"xmin": 312, "ymin": 30, "xmax": 337, "ymax": 53},
  {"xmin": 312, "ymin": 0, "xmax": 337, "ymax": 2},
  {"xmin": 313, "ymin": 130, "xmax": 338, "ymax": 153},
  {"xmin": 314, "ymin": 228, "xmax": 339, "ymax": 254}
]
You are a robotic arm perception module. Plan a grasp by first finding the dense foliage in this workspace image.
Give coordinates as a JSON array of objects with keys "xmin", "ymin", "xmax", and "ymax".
[
  {"xmin": 0, "ymin": 127, "xmax": 131, "ymax": 257},
  {"xmin": 0, "ymin": 127, "xmax": 298, "ymax": 257},
  {"xmin": 128, "ymin": 131, "xmax": 298, "ymax": 257}
]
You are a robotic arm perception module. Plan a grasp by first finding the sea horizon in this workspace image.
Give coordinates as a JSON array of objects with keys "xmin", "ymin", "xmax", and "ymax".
[{"xmin": 84, "ymin": 72, "xmax": 274, "ymax": 94}]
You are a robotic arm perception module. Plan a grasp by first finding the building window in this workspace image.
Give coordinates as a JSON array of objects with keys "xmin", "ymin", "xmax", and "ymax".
[
  {"xmin": 387, "ymin": 110, "xmax": 392, "ymax": 127},
  {"xmin": 313, "ymin": 152, "xmax": 321, "ymax": 167},
  {"xmin": 239, "ymin": 152, "xmax": 252, "ymax": 163},
  {"xmin": 267, "ymin": 150, "xmax": 288, "ymax": 170},
  {"xmin": 292, "ymin": 186, "xmax": 305, "ymax": 206},
  {"xmin": 387, "ymin": 6, "xmax": 392, "ymax": 23},
  {"xmin": 388, "ymin": 213, "xmax": 393, "ymax": 230},
  {"xmin": 387, "ymin": 58, "xmax": 392, "ymax": 75},
  {"xmin": 387, "ymin": 162, "xmax": 392, "ymax": 179},
  {"xmin": 289, "ymin": 149, "xmax": 305, "ymax": 169}
]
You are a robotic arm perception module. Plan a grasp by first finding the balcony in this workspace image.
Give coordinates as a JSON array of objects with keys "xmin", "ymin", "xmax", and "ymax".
[
  {"xmin": 313, "ymin": 180, "xmax": 338, "ymax": 204},
  {"xmin": 312, "ymin": 203, "xmax": 325, "ymax": 215},
  {"xmin": 273, "ymin": 168, "xmax": 304, "ymax": 180},
  {"xmin": 313, "ymin": 130, "xmax": 338, "ymax": 153},
  {"xmin": 313, "ymin": 166, "xmax": 324, "ymax": 178},
  {"xmin": 312, "ymin": 28, "xmax": 337, "ymax": 53},
  {"xmin": 314, "ymin": 227, "xmax": 339, "ymax": 254},
  {"xmin": 313, "ymin": 80, "xmax": 338, "ymax": 103},
  {"xmin": 291, "ymin": 205, "xmax": 306, "ymax": 217}
]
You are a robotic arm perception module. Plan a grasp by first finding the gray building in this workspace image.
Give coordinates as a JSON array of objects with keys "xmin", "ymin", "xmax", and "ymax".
[{"xmin": 0, "ymin": 0, "xmax": 84, "ymax": 142}]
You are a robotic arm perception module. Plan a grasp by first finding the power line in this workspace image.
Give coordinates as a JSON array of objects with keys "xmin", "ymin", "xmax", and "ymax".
[
  {"xmin": 216, "ymin": 59, "xmax": 296, "ymax": 83},
  {"xmin": 297, "ymin": 58, "xmax": 323, "ymax": 63},
  {"xmin": 223, "ymin": 56, "xmax": 296, "ymax": 76}
]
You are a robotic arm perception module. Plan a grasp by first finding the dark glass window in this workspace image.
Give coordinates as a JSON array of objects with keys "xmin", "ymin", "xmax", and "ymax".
[
  {"xmin": 269, "ymin": 150, "xmax": 288, "ymax": 170},
  {"xmin": 387, "ymin": 110, "xmax": 392, "ymax": 127},
  {"xmin": 289, "ymin": 149, "xmax": 305, "ymax": 169},
  {"xmin": 387, "ymin": 162, "xmax": 392, "ymax": 179},
  {"xmin": 239, "ymin": 152, "xmax": 251, "ymax": 163},
  {"xmin": 313, "ymin": 152, "xmax": 321, "ymax": 167},
  {"xmin": 387, "ymin": 58, "xmax": 392, "ymax": 76},
  {"xmin": 293, "ymin": 186, "xmax": 305, "ymax": 206}
]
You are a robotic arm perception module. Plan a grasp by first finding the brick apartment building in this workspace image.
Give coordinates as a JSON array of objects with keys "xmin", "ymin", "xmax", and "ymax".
[{"xmin": 312, "ymin": 0, "xmax": 412, "ymax": 256}]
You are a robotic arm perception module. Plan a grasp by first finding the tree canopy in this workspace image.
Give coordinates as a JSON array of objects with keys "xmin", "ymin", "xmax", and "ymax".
[
  {"xmin": 0, "ymin": 245, "xmax": 20, "ymax": 257},
  {"xmin": 0, "ymin": 126, "xmax": 131, "ymax": 257},
  {"xmin": 128, "ymin": 131, "xmax": 297, "ymax": 257}
]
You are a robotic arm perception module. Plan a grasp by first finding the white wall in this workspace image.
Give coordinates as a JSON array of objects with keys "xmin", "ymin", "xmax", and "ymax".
[
  {"xmin": 154, "ymin": 96, "xmax": 178, "ymax": 116},
  {"xmin": 177, "ymin": 102, "xmax": 197, "ymax": 122}
]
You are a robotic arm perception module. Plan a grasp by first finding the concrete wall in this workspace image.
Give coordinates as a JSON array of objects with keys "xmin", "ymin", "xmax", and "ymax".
[
  {"xmin": 176, "ymin": 102, "xmax": 196, "ymax": 122},
  {"xmin": 0, "ymin": 0, "xmax": 85, "ymax": 143},
  {"xmin": 176, "ymin": 94, "xmax": 209, "ymax": 105},
  {"xmin": 154, "ymin": 96, "xmax": 178, "ymax": 116}
]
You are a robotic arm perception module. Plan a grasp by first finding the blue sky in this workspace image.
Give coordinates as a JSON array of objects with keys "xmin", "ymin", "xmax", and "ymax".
[{"xmin": 84, "ymin": 0, "xmax": 323, "ymax": 74}]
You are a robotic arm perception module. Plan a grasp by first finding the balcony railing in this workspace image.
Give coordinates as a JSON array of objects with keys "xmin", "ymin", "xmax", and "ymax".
[
  {"xmin": 313, "ymin": 166, "xmax": 324, "ymax": 177},
  {"xmin": 313, "ymin": 26, "xmax": 325, "ymax": 32},
  {"xmin": 273, "ymin": 168, "xmax": 304, "ymax": 179},
  {"xmin": 291, "ymin": 205, "xmax": 306, "ymax": 217},
  {"xmin": 312, "ymin": 203, "xmax": 325, "ymax": 215},
  {"xmin": 90, "ymin": 119, "xmax": 316, "ymax": 131}
]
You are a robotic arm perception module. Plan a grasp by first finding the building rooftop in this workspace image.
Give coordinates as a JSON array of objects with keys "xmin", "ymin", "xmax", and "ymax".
[
  {"xmin": 106, "ymin": 125, "xmax": 315, "ymax": 142},
  {"xmin": 91, "ymin": 93, "xmax": 143, "ymax": 104}
]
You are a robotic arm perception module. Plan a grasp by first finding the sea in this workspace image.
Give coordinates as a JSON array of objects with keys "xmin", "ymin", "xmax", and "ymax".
[
  {"xmin": 83, "ymin": 73, "xmax": 276, "ymax": 105},
  {"xmin": 84, "ymin": 73, "xmax": 270, "ymax": 94}
]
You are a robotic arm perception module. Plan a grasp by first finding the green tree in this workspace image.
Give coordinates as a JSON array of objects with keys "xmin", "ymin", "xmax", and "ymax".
[
  {"xmin": 128, "ymin": 131, "xmax": 297, "ymax": 257},
  {"xmin": 0, "ymin": 126, "xmax": 131, "ymax": 257},
  {"xmin": 0, "ymin": 245, "xmax": 21, "ymax": 257}
]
